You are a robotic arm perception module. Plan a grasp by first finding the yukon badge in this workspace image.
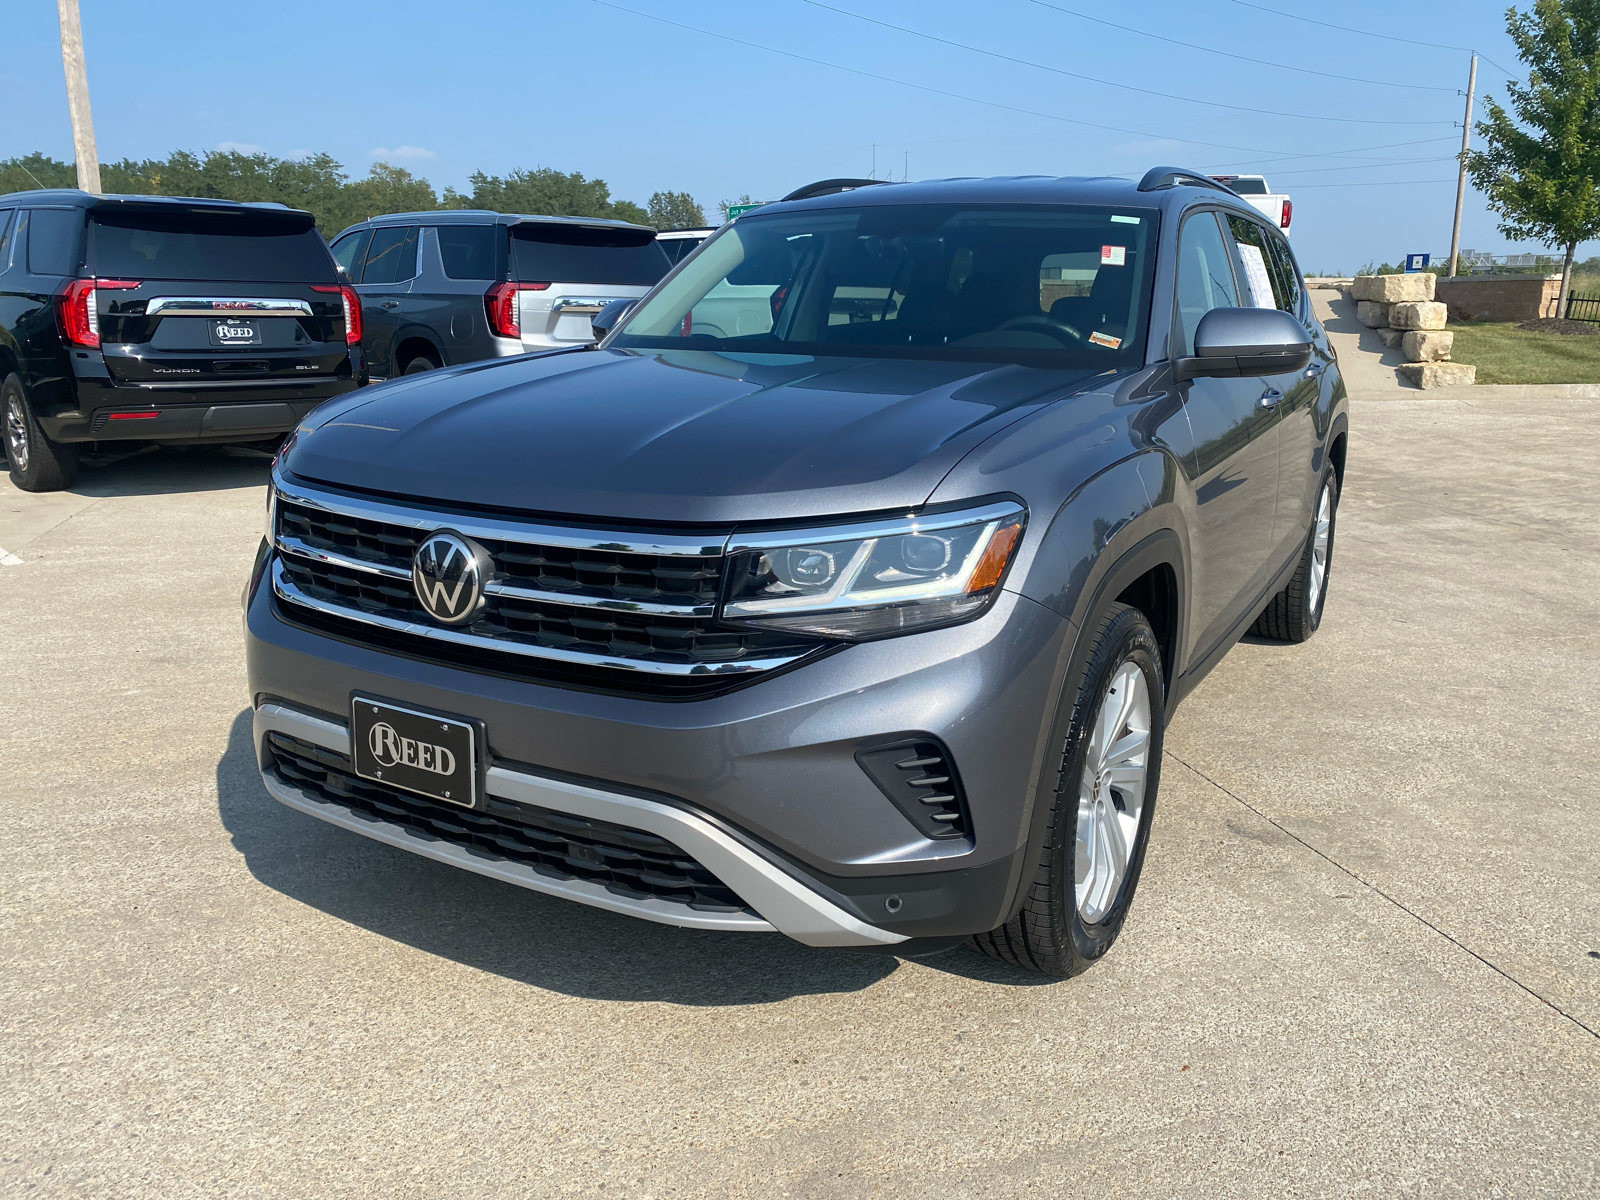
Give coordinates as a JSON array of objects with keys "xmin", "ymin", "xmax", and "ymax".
[{"xmin": 412, "ymin": 531, "xmax": 490, "ymax": 624}]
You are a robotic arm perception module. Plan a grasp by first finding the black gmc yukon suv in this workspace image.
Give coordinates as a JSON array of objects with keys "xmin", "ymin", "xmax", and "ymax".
[{"xmin": 0, "ymin": 191, "xmax": 362, "ymax": 491}]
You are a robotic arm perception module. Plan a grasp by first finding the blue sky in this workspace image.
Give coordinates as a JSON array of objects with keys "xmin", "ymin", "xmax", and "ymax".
[{"xmin": 1, "ymin": 0, "xmax": 1556, "ymax": 271}]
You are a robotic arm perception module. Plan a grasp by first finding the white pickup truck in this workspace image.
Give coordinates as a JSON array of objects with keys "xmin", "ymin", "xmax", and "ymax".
[{"xmin": 1210, "ymin": 175, "xmax": 1292, "ymax": 237}]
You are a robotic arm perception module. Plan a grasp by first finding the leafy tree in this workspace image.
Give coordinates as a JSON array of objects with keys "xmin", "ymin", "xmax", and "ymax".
[
  {"xmin": 1467, "ymin": 0, "xmax": 1600, "ymax": 310},
  {"xmin": 648, "ymin": 190, "xmax": 706, "ymax": 229},
  {"xmin": 449, "ymin": 166, "xmax": 647, "ymax": 224},
  {"xmin": 0, "ymin": 153, "xmax": 75, "ymax": 193}
]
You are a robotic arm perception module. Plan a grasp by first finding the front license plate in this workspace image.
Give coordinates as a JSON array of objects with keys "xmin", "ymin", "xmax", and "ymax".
[
  {"xmin": 210, "ymin": 318, "xmax": 260, "ymax": 346},
  {"xmin": 351, "ymin": 697, "xmax": 479, "ymax": 808}
]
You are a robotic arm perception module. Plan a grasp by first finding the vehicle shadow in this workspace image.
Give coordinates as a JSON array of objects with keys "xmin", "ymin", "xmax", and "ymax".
[
  {"xmin": 69, "ymin": 444, "xmax": 274, "ymax": 498},
  {"xmin": 216, "ymin": 708, "xmax": 910, "ymax": 1004}
]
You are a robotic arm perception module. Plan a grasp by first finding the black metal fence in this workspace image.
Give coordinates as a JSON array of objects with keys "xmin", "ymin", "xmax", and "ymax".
[{"xmin": 1564, "ymin": 293, "xmax": 1600, "ymax": 323}]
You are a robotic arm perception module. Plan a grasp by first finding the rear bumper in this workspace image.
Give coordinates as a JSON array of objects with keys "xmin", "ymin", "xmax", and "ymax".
[{"xmin": 41, "ymin": 376, "xmax": 360, "ymax": 443}]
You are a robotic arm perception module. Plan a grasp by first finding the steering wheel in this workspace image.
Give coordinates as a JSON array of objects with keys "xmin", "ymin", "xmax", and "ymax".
[{"xmin": 993, "ymin": 314, "xmax": 1086, "ymax": 345}]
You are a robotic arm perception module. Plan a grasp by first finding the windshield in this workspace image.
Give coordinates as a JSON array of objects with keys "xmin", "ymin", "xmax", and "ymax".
[{"xmin": 611, "ymin": 204, "xmax": 1158, "ymax": 367}]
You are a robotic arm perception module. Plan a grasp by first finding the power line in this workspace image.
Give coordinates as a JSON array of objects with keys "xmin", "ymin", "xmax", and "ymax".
[
  {"xmin": 588, "ymin": 0, "xmax": 1452, "ymax": 160},
  {"xmin": 1259, "ymin": 157, "xmax": 1458, "ymax": 177},
  {"xmin": 1202, "ymin": 136, "xmax": 1461, "ymax": 171},
  {"xmin": 1289, "ymin": 178, "xmax": 1460, "ymax": 188},
  {"xmin": 1227, "ymin": 0, "xmax": 1518, "ymax": 76},
  {"xmin": 802, "ymin": 0, "xmax": 1454, "ymax": 126},
  {"xmin": 1025, "ymin": 0, "xmax": 1458, "ymax": 93}
]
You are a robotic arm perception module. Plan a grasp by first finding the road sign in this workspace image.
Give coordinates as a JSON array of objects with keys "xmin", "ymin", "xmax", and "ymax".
[
  {"xmin": 727, "ymin": 202, "xmax": 767, "ymax": 219},
  {"xmin": 1404, "ymin": 253, "xmax": 1431, "ymax": 272}
]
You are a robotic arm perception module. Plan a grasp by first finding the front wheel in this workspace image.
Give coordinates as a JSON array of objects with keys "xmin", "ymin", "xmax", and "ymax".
[
  {"xmin": 4, "ymin": 374, "xmax": 79, "ymax": 492},
  {"xmin": 969, "ymin": 602, "xmax": 1164, "ymax": 977}
]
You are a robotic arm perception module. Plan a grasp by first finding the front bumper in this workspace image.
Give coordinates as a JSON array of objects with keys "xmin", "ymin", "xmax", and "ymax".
[{"xmin": 246, "ymin": 567, "xmax": 1073, "ymax": 945}]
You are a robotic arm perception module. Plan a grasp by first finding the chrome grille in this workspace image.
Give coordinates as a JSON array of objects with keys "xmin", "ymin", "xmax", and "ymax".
[{"xmin": 269, "ymin": 476, "xmax": 822, "ymax": 697}]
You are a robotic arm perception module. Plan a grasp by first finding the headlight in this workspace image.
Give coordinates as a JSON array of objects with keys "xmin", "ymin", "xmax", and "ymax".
[{"xmin": 721, "ymin": 500, "xmax": 1026, "ymax": 640}]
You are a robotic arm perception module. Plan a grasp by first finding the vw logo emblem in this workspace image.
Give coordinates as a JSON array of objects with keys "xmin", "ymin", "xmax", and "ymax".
[{"xmin": 412, "ymin": 531, "xmax": 489, "ymax": 625}]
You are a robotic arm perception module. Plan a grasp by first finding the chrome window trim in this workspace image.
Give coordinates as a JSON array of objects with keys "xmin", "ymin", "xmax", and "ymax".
[
  {"xmin": 145, "ymin": 297, "xmax": 314, "ymax": 317},
  {"xmin": 273, "ymin": 469, "xmax": 728, "ymax": 558},
  {"xmin": 271, "ymin": 559, "xmax": 805, "ymax": 677},
  {"xmin": 254, "ymin": 701, "xmax": 905, "ymax": 946}
]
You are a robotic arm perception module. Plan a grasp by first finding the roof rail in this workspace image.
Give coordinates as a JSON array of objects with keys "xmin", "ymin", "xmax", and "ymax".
[
  {"xmin": 779, "ymin": 178, "xmax": 892, "ymax": 203},
  {"xmin": 1136, "ymin": 166, "xmax": 1238, "ymax": 196}
]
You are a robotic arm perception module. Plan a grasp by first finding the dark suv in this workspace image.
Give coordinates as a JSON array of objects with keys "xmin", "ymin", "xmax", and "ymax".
[
  {"xmin": 327, "ymin": 211, "xmax": 671, "ymax": 380},
  {"xmin": 0, "ymin": 191, "xmax": 361, "ymax": 491},
  {"xmin": 247, "ymin": 170, "xmax": 1347, "ymax": 976}
]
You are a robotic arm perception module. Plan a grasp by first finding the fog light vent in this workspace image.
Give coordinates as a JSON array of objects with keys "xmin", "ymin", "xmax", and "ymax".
[{"xmin": 855, "ymin": 736, "xmax": 970, "ymax": 840}]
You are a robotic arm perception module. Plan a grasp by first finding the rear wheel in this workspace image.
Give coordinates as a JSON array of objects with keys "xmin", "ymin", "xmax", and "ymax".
[
  {"xmin": 1251, "ymin": 466, "xmax": 1339, "ymax": 642},
  {"xmin": 968, "ymin": 603, "xmax": 1164, "ymax": 977},
  {"xmin": 4, "ymin": 374, "xmax": 79, "ymax": 492},
  {"xmin": 402, "ymin": 354, "xmax": 441, "ymax": 375}
]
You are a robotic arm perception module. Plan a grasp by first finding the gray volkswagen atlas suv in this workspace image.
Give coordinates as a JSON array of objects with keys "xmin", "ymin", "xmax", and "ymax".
[{"xmin": 246, "ymin": 170, "xmax": 1347, "ymax": 976}]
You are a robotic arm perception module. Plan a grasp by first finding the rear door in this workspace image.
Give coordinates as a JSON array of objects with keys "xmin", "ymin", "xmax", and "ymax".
[
  {"xmin": 89, "ymin": 206, "xmax": 349, "ymax": 387},
  {"xmin": 510, "ymin": 222, "xmax": 669, "ymax": 348},
  {"xmin": 351, "ymin": 224, "xmax": 418, "ymax": 379}
]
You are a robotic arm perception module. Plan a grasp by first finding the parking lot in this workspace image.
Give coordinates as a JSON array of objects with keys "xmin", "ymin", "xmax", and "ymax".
[{"xmin": 2, "ymin": 387, "xmax": 1597, "ymax": 1197}]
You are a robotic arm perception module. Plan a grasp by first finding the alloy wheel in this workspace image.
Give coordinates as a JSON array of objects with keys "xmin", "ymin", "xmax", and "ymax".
[
  {"xmin": 1309, "ymin": 481, "xmax": 1332, "ymax": 611},
  {"xmin": 5, "ymin": 397, "xmax": 28, "ymax": 473},
  {"xmin": 1074, "ymin": 661, "xmax": 1152, "ymax": 924}
]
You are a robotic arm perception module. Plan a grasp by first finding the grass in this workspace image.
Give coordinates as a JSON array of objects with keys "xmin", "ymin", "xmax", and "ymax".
[{"xmin": 1445, "ymin": 321, "xmax": 1600, "ymax": 385}]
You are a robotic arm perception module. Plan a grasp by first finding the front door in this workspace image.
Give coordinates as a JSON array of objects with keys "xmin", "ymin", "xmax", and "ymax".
[{"xmin": 1173, "ymin": 210, "xmax": 1282, "ymax": 661}]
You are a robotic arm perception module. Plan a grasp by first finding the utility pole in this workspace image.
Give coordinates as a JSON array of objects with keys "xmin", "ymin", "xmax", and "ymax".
[
  {"xmin": 903, "ymin": 150, "xmax": 909, "ymax": 182},
  {"xmin": 57, "ymin": 0, "xmax": 101, "ymax": 193},
  {"xmin": 1447, "ymin": 53, "xmax": 1478, "ymax": 279},
  {"xmin": 871, "ymin": 143, "xmax": 877, "ymax": 181}
]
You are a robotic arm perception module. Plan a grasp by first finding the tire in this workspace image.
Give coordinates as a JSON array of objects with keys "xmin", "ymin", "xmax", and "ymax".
[
  {"xmin": 1251, "ymin": 466, "xmax": 1339, "ymax": 643},
  {"xmin": 4, "ymin": 374, "xmax": 79, "ymax": 492},
  {"xmin": 969, "ymin": 602, "xmax": 1165, "ymax": 977},
  {"xmin": 402, "ymin": 355, "xmax": 441, "ymax": 375}
]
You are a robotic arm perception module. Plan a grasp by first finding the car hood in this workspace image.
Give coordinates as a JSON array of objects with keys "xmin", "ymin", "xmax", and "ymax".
[{"xmin": 285, "ymin": 348, "xmax": 1104, "ymax": 525}]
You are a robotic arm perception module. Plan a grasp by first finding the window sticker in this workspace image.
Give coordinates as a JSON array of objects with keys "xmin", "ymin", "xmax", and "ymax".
[
  {"xmin": 1237, "ymin": 242, "xmax": 1277, "ymax": 309},
  {"xmin": 1088, "ymin": 331, "xmax": 1123, "ymax": 349},
  {"xmin": 1100, "ymin": 245, "xmax": 1127, "ymax": 267},
  {"xmin": 1110, "ymin": 214, "xmax": 1141, "ymax": 225}
]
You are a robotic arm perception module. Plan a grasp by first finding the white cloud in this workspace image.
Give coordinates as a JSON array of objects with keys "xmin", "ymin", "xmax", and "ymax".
[
  {"xmin": 285, "ymin": 149, "xmax": 316, "ymax": 160},
  {"xmin": 367, "ymin": 145, "xmax": 436, "ymax": 161},
  {"xmin": 214, "ymin": 140, "xmax": 265, "ymax": 155}
]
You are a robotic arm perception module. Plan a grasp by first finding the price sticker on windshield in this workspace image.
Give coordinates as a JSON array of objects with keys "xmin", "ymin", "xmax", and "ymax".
[{"xmin": 1100, "ymin": 245, "xmax": 1127, "ymax": 267}]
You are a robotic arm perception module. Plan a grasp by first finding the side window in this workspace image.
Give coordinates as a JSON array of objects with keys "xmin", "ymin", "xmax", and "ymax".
[
  {"xmin": 360, "ymin": 225, "xmax": 417, "ymax": 285},
  {"xmin": 1264, "ymin": 231, "xmax": 1302, "ymax": 315},
  {"xmin": 330, "ymin": 229, "xmax": 371, "ymax": 282},
  {"xmin": 26, "ymin": 208, "xmax": 82, "ymax": 276},
  {"xmin": 436, "ymin": 225, "xmax": 496, "ymax": 280},
  {"xmin": 0, "ymin": 211, "xmax": 14, "ymax": 270},
  {"xmin": 1225, "ymin": 215, "xmax": 1285, "ymax": 310},
  {"xmin": 1174, "ymin": 211, "xmax": 1239, "ymax": 355},
  {"xmin": 5, "ymin": 212, "xmax": 26, "ymax": 272}
]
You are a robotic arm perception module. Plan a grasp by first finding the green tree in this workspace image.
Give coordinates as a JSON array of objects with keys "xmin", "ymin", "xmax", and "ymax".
[
  {"xmin": 451, "ymin": 166, "xmax": 647, "ymax": 223},
  {"xmin": 0, "ymin": 153, "xmax": 75, "ymax": 192},
  {"xmin": 647, "ymin": 190, "xmax": 706, "ymax": 229},
  {"xmin": 1467, "ymin": 0, "xmax": 1600, "ymax": 310}
]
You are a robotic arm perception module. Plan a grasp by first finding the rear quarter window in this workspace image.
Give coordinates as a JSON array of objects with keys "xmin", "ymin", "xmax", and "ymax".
[
  {"xmin": 437, "ymin": 225, "xmax": 497, "ymax": 280},
  {"xmin": 27, "ymin": 208, "xmax": 83, "ymax": 276},
  {"xmin": 513, "ymin": 224, "xmax": 669, "ymax": 286},
  {"xmin": 89, "ymin": 210, "xmax": 337, "ymax": 282}
]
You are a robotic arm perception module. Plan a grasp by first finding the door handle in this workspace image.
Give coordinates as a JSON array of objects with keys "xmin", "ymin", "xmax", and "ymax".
[
  {"xmin": 1259, "ymin": 387, "xmax": 1285, "ymax": 408},
  {"xmin": 382, "ymin": 300, "xmax": 400, "ymax": 309},
  {"xmin": 1304, "ymin": 361, "xmax": 1326, "ymax": 378}
]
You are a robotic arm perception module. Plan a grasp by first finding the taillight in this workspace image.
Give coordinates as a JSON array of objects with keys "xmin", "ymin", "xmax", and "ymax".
[
  {"xmin": 485, "ymin": 281, "xmax": 549, "ymax": 339},
  {"xmin": 1280, "ymin": 199, "xmax": 1293, "ymax": 229},
  {"xmin": 312, "ymin": 284, "xmax": 362, "ymax": 345},
  {"xmin": 57, "ymin": 278, "xmax": 140, "ymax": 349}
]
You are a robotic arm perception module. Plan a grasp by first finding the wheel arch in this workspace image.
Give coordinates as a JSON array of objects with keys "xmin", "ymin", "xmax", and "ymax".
[{"xmin": 393, "ymin": 332, "xmax": 444, "ymax": 372}]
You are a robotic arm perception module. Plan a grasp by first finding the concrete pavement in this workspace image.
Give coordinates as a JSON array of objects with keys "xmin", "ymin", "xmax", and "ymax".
[{"xmin": 2, "ymin": 401, "xmax": 1597, "ymax": 1196}]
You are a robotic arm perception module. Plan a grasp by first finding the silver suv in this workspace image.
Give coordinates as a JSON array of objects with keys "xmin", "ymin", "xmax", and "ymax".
[{"xmin": 328, "ymin": 211, "xmax": 670, "ymax": 380}]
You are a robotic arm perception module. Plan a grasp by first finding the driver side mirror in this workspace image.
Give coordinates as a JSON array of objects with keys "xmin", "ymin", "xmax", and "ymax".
[
  {"xmin": 1175, "ymin": 307, "xmax": 1312, "ymax": 381},
  {"xmin": 590, "ymin": 298, "xmax": 636, "ymax": 343}
]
